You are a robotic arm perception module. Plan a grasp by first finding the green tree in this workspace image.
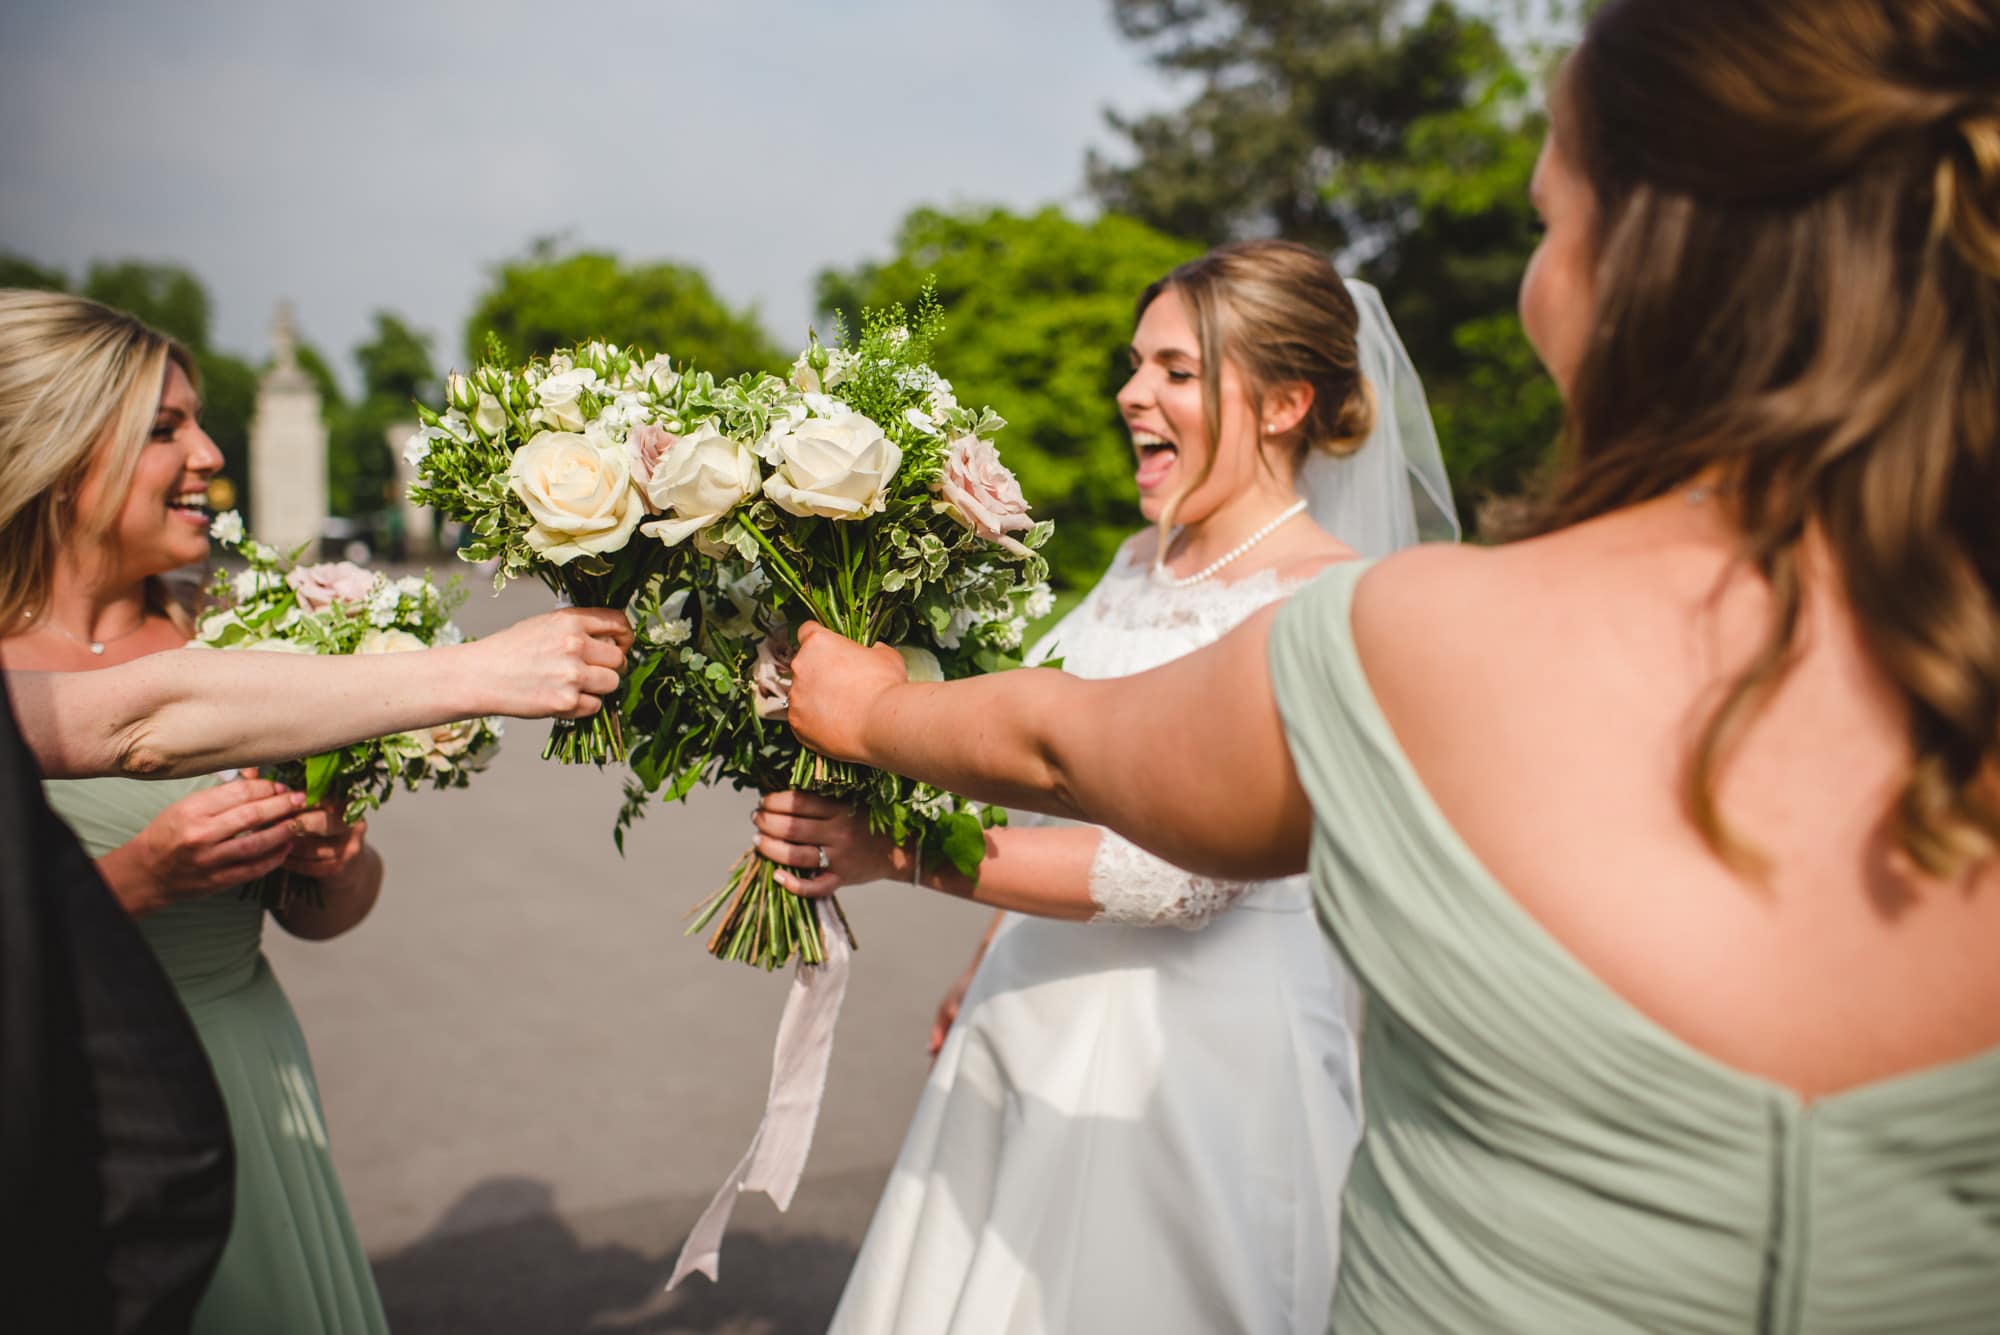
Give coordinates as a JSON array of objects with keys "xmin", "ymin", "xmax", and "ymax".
[
  {"xmin": 1089, "ymin": 1, "xmax": 1492, "ymax": 255},
  {"xmin": 1332, "ymin": 24, "xmax": 1563, "ymax": 512},
  {"xmin": 191, "ymin": 349, "xmax": 258, "ymax": 514},
  {"xmin": 1093, "ymin": 0, "xmax": 1577, "ymax": 526},
  {"xmin": 355, "ymin": 313, "xmax": 435, "ymax": 405},
  {"xmin": 82, "ymin": 260, "xmax": 213, "ymax": 349},
  {"xmin": 326, "ymin": 313, "xmax": 436, "ymax": 518},
  {"xmin": 0, "ymin": 251, "xmax": 70, "ymax": 291},
  {"xmin": 465, "ymin": 246, "xmax": 780, "ymax": 376},
  {"xmin": 819, "ymin": 206, "xmax": 1201, "ymax": 591}
]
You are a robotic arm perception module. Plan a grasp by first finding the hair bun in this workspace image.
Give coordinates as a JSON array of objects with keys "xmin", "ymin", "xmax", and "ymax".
[{"xmin": 1315, "ymin": 375, "xmax": 1376, "ymax": 459}]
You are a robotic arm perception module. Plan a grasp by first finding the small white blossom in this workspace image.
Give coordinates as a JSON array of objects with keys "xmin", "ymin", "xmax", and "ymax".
[
  {"xmin": 367, "ymin": 583, "xmax": 402, "ymax": 628},
  {"xmin": 209, "ymin": 510, "xmax": 244, "ymax": 544},
  {"xmin": 248, "ymin": 542, "xmax": 279, "ymax": 564},
  {"xmin": 231, "ymin": 568, "xmax": 279, "ymax": 600},
  {"xmin": 934, "ymin": 607, "xmax": 978, "ymax": 650},
  {"xmin": 999, "ymin": 616, "xmax": 1027, "ymax": 651},
  {"xmin": 1024, "ymin": 584, "xmax": 1055, "ymax": 620}
]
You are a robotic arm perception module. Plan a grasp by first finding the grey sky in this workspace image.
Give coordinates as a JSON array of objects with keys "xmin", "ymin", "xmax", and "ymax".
[{"xmin": 1, "ymin": 0, "xmax": 1183, "ymax": 389}]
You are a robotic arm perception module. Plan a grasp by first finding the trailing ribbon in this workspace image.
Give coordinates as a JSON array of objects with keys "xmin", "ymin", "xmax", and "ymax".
[{"xmin": 667, "ymin": 899, "xmax": 852, "ymax": 1288}]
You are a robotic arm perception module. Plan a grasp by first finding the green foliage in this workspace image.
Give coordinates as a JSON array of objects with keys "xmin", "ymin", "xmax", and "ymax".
[
  {"xmin": 190, "ymin": 348, "xmax": 257, "ymax": 507},
  {"xmin": 81, "ymin": 260, "xmax": 213, "ymax": 349},
  {"xmin": 465, "ymin": 247, "xmax": 781, "ymax": 378},
  {"xmin": 291, "ymin": 341, "xmax": 346, "ymax": 408},
  {"xmin": 1089, "ymin": 0, "xmax": 1488, "ymax": 254},
  {"xmin": 1335, "ymin": 22, "xmax": 1566, "ymax": 515},
  {"xmin": 323, "ymin": 313, "xmax": 436, "ymax": 518},
  {"xmin": 817, "ymin": 207, "xmax": 1201, "ymax": 590},
  {"xmin": 0, "ymin": 251, "xmax": 69, "ymax": 291},
  {"xmin": 355, "ymin": 312, "xmax": 435, "ymax": 404}
]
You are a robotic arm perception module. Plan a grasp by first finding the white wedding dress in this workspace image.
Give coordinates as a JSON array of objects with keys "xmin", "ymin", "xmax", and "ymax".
[{"xmin": 829, "ymin": 543, "xmax": 1364, "ymax": 1335}]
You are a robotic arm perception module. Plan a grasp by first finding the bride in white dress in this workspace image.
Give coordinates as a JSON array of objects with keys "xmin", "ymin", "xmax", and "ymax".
[{"xmin": 754, "ymin": 241, "xmax": 1456, "ymax": 1334}]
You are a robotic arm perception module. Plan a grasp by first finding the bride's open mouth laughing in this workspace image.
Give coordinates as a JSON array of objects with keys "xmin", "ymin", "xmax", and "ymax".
[{"xmin": 1133, "ymin": 431, "xmax": 1178, "ymax": 494}]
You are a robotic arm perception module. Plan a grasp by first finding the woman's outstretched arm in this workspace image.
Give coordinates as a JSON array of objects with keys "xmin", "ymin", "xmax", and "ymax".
[
  {"xmin": 786, "ymin": 609, "xmax": 1311, "ymax": 881},
  {"xmin": 14, "ymin": 607, "xmax": 631, "ymax": 780}
]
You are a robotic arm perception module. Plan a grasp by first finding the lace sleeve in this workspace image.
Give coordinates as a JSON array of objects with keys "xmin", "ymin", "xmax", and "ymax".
[{"xmin": 1086, "ymin": 828, "xmax": 1260, "ymax": 930}]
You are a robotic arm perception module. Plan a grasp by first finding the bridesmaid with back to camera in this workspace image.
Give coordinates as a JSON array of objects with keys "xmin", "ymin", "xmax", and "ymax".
[{"xmin": 786, "ymin": 0, "xmax": 2000, "ymax": 1327}]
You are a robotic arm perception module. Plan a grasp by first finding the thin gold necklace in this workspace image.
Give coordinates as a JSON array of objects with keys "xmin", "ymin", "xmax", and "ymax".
[{"xmin": 25, "ymin": 609, "xmax": 152, "ymax": 655}]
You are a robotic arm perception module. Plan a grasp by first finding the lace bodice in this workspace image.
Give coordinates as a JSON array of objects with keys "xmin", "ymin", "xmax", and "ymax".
[{"xmin": 1029, "ymin": 543, "xmax": 1311, "ymax": 929}]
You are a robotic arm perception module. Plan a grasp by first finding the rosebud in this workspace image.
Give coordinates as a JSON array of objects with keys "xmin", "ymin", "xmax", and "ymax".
[{"xmin": 447, "ymin": 371, "xmax": 477, "ymax": 412}]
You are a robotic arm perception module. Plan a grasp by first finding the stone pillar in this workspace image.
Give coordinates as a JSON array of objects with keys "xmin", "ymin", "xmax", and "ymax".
[
  {"xmin": 385, "ymin": 421, "xmax": 434, "ymax": 557},
  {"xmin": 248, "ymin": 302, "xmax": 327, "ymax": 554}
]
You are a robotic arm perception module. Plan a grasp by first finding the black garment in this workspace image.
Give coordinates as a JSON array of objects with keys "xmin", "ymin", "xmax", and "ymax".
[{"xmin": 0, "ymin": 679, "xmax": 233, "ymax": 1334}]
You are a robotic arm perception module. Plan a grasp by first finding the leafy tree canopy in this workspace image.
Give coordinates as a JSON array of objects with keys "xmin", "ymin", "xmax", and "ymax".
[
  {"xmin": 465, "ymin": 244, "xmax": 781, "ymax": 379},
  {"xmin": 818, "ymin": 206, "xmax": 1200, "ymax": 591}
]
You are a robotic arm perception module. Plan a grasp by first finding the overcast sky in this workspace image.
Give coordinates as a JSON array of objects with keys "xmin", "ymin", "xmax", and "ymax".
[{"xmin": 1, "ymin": 0, "xmax": 1184, "ymax": 389}]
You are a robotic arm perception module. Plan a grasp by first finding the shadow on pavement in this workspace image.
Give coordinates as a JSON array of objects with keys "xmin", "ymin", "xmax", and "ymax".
[{"xmin": 373, "ymin": 1175, "xmax": 868, "ymax": 1334}]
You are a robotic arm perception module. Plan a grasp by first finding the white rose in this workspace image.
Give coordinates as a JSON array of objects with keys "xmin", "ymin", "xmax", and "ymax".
[
  {"xmin": 232, "ymin": 568, "xmax": 280, "ymax": 600},
  {"xmin": 789, "ymin": 354, "xmax": 822, "ymax": 395},
  {"xmin": 506, "ymin": 430, "xmax": 647, "ymax": 565},
  {"xmin": 473, "ymin": 393, "xmax": 507, "ymax": 438},
  {"xmin": 759, "ymin": 408, "xmax": 901, "ymax": 520},
  {"xmin": 412, "ymin": 717, "xmax": 482, "ymax": 764},
  {"xmin": 534, "ymin": 367, "xmax": 598, "ymax": 432},
  {"xmin": 357, "ymin": 628, "xmax": 427, "ymax": 655},
  {"xmin": 891, "ymin": 644, "xmax": 944, "ymax": 682},
  {"xmin": 197, "ymin": 609, "xmax": 245, "ymax": 641},
  {"xmin": 639, "ymin": 354, "xmax": 678, "ymax": 397},
  {"xmin": 636, "ymin": 422, "xmax": 762, "ymax": 546}
]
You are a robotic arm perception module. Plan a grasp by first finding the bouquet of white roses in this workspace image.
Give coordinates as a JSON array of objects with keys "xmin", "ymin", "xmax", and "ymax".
[
  {"xmin": 616, "ymin": 288, "xmax": 1054, "ymax": 970},
  {"xmin": 408, "ymin": 337, "xmax": 769, "ymax": 764},
  {"xmin": 196, "ymin": 512, "xmax": 502, "ymax": 908}
]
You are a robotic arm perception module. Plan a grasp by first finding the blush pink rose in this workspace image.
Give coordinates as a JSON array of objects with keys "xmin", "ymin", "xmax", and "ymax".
[
  {"xmin": 750, "ymin": 629, "xmax": 796, "ymax": 721},
  {"xmin": 628, "ymin": 423, "xmax": 679, "ymax": 490},
  {"xmin": 935, "ymin": 435, "xmax": 1032, "ymax": 557},
  {"xmin": 287, "ymin": 561, "xmax": 377, "ymax": 611}
]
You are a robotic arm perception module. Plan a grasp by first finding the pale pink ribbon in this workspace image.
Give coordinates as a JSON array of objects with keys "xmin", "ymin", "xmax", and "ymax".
[{"xmin": 667, "ymin": 899, "xmax": 852, "ymax": 1288}]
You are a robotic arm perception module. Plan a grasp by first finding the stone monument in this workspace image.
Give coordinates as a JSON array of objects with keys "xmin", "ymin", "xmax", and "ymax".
[
  {"xmin": 385, "ymin": 420, "xmax": 435, "ymax": 557},
  {"xmin": 248, "ymin": 302, "xmax": 327, "ymax": 555}
]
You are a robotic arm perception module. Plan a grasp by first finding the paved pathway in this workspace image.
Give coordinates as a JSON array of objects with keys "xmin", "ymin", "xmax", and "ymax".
[{"xmin": 265, "ymin": 575, "xmax": 989, "ymax": 1332}]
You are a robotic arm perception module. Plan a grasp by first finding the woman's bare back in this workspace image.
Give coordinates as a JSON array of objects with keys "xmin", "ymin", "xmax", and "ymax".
[{"xmin": 1354, "ymin": 492, "xmax": 2000, "ymax": 1099}]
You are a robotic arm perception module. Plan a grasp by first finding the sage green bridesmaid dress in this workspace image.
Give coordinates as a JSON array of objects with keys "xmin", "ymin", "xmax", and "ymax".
[
  {"xmin": 45, "ymin": 774, "xmax": 390, "ymax": 1334},
  {"xmin": 1267, "ymin": 560, "xmax": 2000, "ymax": 1333}
]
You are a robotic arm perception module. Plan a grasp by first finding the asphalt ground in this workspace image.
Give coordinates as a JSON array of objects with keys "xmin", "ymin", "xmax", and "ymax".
[{"xmin": 263, "ymin": 573, "xmax": 989, "ymax": 1333}]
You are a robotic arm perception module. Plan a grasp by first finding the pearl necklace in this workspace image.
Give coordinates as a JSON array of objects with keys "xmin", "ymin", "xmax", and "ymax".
[{"xmin": 1156, "ymin": 498, "xmax": 1310, "ymax": 589}]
